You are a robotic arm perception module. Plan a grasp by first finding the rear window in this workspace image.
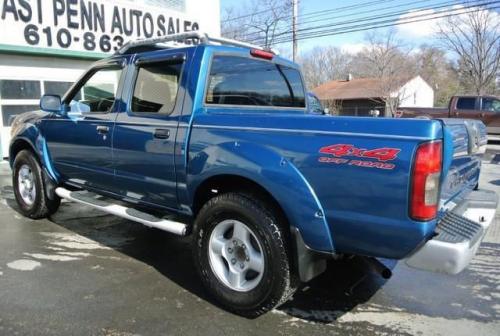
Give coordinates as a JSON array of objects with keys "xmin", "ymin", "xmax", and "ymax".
[
  {"xmin": 205, "ymin": 55, "xmax": 305, "ymax": 108},
  {"xmin": 456, "ymin": 97, "xmax": 476, "ymax": 110}
]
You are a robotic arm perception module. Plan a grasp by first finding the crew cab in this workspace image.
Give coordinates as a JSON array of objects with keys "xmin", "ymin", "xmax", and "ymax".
[
  {"xmin": 398, "ymin": 95, "xmax": 500, "ymax": 140},
  {"xmin": 9, "ymin": 33, "xmax": 498, "ymax": 316}
]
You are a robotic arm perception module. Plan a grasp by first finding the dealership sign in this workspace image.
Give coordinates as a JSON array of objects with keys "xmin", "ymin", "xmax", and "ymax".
[{"xmin": 0, "ymin": 0, "xmax": 215, "ymax": 55}]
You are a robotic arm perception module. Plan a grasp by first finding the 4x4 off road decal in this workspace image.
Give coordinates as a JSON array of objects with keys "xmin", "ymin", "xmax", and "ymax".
[{"xmin": 318, "ymin": 144, "xmax": 400, "ymax": 170}]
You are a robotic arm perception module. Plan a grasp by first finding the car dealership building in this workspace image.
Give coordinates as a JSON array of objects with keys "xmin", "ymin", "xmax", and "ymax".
[{"xmin": 0, "ymin": 0, "xmax": 220, "ymax": 157}]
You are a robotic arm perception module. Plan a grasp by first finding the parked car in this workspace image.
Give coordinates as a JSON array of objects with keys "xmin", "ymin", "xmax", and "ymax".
[
  {"xmin": 9, "ymin": 33, "xmax": 498, "ymax": 316},
  {"xmin": 398, "ymin": 95, "xmax": 500, "ymax": 139}
]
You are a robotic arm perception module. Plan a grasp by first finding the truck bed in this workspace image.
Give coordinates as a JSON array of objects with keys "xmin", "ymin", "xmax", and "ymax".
[{"xmin": 188, "ymin": 112, "xmax": 486, "ymax": 258}]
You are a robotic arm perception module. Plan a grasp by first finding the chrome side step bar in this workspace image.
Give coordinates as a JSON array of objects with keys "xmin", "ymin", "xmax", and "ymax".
[{"xmin": 55, "ymin": 187, "xmax": 188, "ymax": 236}]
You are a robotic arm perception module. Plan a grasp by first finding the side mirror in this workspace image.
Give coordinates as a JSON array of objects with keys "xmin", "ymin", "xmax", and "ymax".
[
  {"xmin": 369, "ymin": 109, "xmax": 380, "ymax": 117},
  {"xmin": 40, "ymin": 94, "xmax": 62, "ymax": 114}
]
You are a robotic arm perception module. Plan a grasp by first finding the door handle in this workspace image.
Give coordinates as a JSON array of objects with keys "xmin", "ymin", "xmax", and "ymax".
[
  {"xmin": 154, "ymin": 128, "xmax": 170, "ymax": 139},
  {"xmin": 96, "ymin": 125, "xmax": 109, "ymax": 134}
]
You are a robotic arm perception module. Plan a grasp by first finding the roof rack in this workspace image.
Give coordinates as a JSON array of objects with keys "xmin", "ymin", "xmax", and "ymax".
[{"xmin": 116, "ymin": 31, "xmax": 273, "ymax": 55}]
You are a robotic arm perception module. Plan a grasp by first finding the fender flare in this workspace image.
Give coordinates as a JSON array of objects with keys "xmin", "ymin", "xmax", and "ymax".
[
  {"xmin": 187, "ymin": 141, "xmax": 335, "ymax": 253},
  {"xmin": 10, "ymin": 124, "xmax": 59, "ymax": 198}
]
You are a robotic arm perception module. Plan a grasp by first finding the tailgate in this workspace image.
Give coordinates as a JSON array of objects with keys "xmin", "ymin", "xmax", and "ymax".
[
  {"xmin": 405, "ymin": 119, "xmax": 494, "ymax": 275},
  {"xmin": 439, "ymin": 119, "xmax": 488, "ymax": 211}
]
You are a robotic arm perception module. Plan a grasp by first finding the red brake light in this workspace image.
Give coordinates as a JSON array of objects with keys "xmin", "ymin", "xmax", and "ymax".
[
  {"xmin": 410, "ymin": 141, "xmax": 442, "ymax": 221},
  {"xmin": 250, "ymin": 49, "xmax": 274, "ymax": 60}
]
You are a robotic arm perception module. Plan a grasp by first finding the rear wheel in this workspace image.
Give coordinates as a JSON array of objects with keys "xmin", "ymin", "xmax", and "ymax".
[
  {"xmin": 193, "ymin": 193, "xmax": 297, "ymax": 317},
  {"xmin": 12, "ymin": 150, "xmax": 60, "ymax": 219}
]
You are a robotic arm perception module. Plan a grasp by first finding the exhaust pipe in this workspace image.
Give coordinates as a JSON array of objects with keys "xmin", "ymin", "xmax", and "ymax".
[{"xmin": 359, "ymin": 257, "xmax": 392, "ymax": 279}]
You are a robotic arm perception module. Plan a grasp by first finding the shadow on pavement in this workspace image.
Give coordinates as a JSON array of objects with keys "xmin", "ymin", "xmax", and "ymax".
[
  {"xmin": 0, "ymin": 183, "xmax": 389, "ymax": 322},
  {"xmin": 3, "ymin": 175, "xmax": 500, "ymax": 326},
  {"xmin": 277, "ymin": 258, "xmax": 393, "ymax": 323},
  {"xmin": 2, "ymin": 181, "xmax": 500, "ymax": 324}
]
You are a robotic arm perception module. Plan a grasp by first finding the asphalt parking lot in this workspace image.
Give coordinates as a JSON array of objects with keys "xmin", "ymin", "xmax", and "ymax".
[{"xmin": 1, "ymin": 144, "xmax": 499, "ymax": 336}]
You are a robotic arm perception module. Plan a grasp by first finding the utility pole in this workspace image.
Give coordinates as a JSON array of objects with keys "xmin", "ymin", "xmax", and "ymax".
[{"xmin": 292, "ymin": 0, "xmax": 298, "ymax": 62}]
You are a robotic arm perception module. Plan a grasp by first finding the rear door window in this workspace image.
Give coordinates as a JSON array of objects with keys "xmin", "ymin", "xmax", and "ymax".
[
  {"xmin": 131, "ymin": 61, "xmax": 183, "ymax": 115},
  {"xmin": 456, "ymin": 97, "xmax": 476, "ymax": 110},
  {"xmin": 205, "ymin": 55, "xmax": 305, "ymax": 108}
]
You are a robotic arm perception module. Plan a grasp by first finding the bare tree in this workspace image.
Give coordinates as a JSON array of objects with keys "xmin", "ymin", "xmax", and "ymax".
[
  {"xmin": 412, "ymin": 44, "xmax": 460, "ymax": 106},
  {"xmin": 298, "ymin": 46, "xmax": 351, "ymax": 89},
  {"xmin": 436, "ymin": 5, "xmax": 500, "ymax": 95},
  {"xmin": 350, "ymin": 29, "xmax": 417, "ymax": 116},
  {"xmin": 221, "ymin": 0, "xmax": 293, "ymax": 49},
  {"xmin": 220, "ymin": 7, "xmax": 253, "ymax": 41},
  {"xmin": 351, "ymin": 29, "xmax": 415, "ymax": 79}
]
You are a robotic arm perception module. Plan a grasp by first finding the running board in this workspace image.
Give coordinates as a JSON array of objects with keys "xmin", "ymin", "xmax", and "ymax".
[{"xmin": 55, "ymin": 187, "xmax": 188, "ymax": 236}]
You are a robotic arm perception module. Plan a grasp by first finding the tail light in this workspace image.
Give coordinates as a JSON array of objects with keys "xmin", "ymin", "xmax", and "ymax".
[
  {"xmin": 410, "ymin": 141, "xmax": 442, "ymax": 221},
  {"xmin": 250, "ymin": 49, "xmax": 274, "ymax": 60}
]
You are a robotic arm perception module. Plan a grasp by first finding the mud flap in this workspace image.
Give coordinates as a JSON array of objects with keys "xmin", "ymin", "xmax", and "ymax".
[{"xmin": 292, "ymin": 227, "xmax": 328, "ymax": 282}]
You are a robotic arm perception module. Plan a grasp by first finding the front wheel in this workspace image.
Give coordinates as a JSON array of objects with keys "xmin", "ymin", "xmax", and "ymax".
[
  {"xmin": 12, "ymin": 150, "xmax": 60, "ymax": 219},
  {"xmin": 193, "ymin": 193, "xmax": 297, "ymax": 317}
]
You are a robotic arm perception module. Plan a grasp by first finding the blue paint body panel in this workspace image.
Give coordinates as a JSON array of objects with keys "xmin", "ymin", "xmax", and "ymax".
[{"xmin": 9, "ymin": 44, "xmax": 485, "ymax": 260}]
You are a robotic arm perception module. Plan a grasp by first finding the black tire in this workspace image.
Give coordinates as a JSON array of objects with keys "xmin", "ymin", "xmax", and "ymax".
[
  {"xmin": 193, "ymin": 192, "xmax": 297, "ymax": 317},
  {"xmin": 12, "ymin": 150, "xmax": 60, "ymax": 219}
]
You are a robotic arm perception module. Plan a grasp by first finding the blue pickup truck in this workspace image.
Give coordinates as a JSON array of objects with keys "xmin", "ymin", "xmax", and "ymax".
[{"xmin": 8, "ymin": 33, "xmax": 498, "ymax": 316}]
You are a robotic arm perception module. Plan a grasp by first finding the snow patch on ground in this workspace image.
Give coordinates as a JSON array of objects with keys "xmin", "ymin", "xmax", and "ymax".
[
  {"xmin": 23, "ymin": 253, "xmax": 80, "ymax": 262},
  {"xmin": 10, "ymin": 232, "xmax": 109, "ymax": 267},
  {"xmin": 58, "ymin": 252, "xmax": 91, "ymax": 257},
  {"xmin": 337, "ymin": 311, "xmax": 500, "ymax": 336},
  {"xmin": 7, "ymin": 259, "xmax": 41, "ymax": 271},
  {"xmin": 45, "ymin": 246, "xmax": 65, "ymax": 252},
  {"xmin": 40, "ymin": 232, "xmax": 110, "ymax": 250}
]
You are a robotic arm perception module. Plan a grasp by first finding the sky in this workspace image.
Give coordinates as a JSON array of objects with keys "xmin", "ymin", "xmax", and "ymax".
[{"xmin": 219, "ymin": 0, "xmax": 499, "ymax": 56}]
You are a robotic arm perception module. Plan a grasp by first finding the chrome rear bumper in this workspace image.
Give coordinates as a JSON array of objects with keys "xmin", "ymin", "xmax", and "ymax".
[{"xmin": 405, "ymin": 189, "xmax": 498, "ymax": 274}]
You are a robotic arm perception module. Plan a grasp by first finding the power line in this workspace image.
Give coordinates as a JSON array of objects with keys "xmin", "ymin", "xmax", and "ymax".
[
  {"xmin": 248, "ymin": 0, "xmax": 471, "ymax": 43},
  {"xmin": 296, "ymin": 0, "xmax": 435, "ymax": 28},
  {"xmin": 221, "ymin": 0, "xmax": 398, "ymax": 35},
  {"xmin": 221, "ymin": 0, "xmax": 299, "ymax": 23},
  {"xmin": 270, "ymin": 4, "xmax": 499, "ymax": 45},
  {"xmin": 293, "ymin": 0, "xmax": 399, "ymax": 23},
  {"xmin": 221, "ymin": 0, "xmax": 394, "ymax": 23},
  {"xmin": 246, "ymin": 1, "xmax": 496, "ymax": 44},
  {"xmin": 223, "ymin": 0, "xmax": 459, "ymax": 43},
  {"xmin": 289, "ymin": 0, "xmax": 398, "ymax": 21},
  {"xmin": 253, "ymin": 2, "xmax": 499, "ymax": 46},
  {"xmin": 230, "ymin": 0, "xmax": 452, "ymax": 42}
]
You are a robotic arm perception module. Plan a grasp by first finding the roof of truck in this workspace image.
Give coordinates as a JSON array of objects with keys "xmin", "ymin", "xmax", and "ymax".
[{"xmin": 115, "ymin": 31, "xmax": 277, "ymax": 56}]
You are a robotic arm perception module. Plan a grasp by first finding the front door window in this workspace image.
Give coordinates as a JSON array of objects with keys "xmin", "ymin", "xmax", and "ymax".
[{"xmin": 67, "ymin": 68, "xmax": 122, "ymax": 114}]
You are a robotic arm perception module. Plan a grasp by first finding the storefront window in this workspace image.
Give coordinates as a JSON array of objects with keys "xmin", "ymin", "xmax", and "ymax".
[
  {"xmin": 0, "ymin": 80, "xmax": 41, "ymax": 99},
  {"xmin": 44, "ymin": 81, "xmax": 74, "ymax": 98},
  {"xmin": 1, "ymin": 105, "xmax": 38, "ymax": 126}
]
